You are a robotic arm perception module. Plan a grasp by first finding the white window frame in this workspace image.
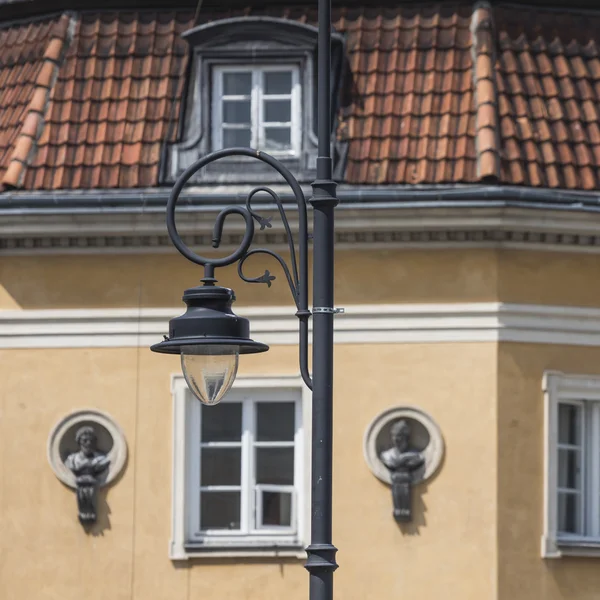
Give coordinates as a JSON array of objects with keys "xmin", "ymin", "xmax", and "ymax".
[
  {"xmin": 170, "ymin": 374, "xmax": 311, "ymax": 560},
  {"xmin": 543, "ymin": 371, "xmax": 600, "ymax": 557},
  {"xmin": 211, "ymin": 64, "xmax": 302, "ymax": 157}
]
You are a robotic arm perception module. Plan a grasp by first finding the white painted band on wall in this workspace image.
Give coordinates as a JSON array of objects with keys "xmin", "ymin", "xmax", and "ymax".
[{"xmin": 2, "ymin": 302, "xmax": 600, "ymax": 348}]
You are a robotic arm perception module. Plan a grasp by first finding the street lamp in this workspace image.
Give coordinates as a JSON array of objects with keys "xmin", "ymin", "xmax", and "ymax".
[
  {"xmin": 150, "ymin": 282, "xmax": 268, "ymax": 405},
  {"xmin": 151, "ymin": 0, "xmax": 339, "ymax": 598}
]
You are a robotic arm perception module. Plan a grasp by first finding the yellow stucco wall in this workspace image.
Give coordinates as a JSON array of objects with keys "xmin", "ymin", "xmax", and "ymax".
[
  {"xmin": 3, "ymin": 247, "xmax": 600, "ymax": 598},
  {"xmin": 497, "ymin": 344, "xmax": 600, "ymax": 600},
  {"xmin": 2, "ymin": 247, "xmax": 600, "ymax": 310},
  {"xmin": 496, "ymin": 251, "xmax": 600, "ymax": 308},
  {"xmin": 0, "ymin": 248, "xmax": 498, "ymax": 309},
  {"xmin": 0, "ymin": 342, "xmax": 497, "ymax": 600}
]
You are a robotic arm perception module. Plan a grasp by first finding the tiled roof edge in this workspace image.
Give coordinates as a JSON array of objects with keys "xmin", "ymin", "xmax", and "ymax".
[
  {"xmin": 470, "ymin": 1, "xmax": 501, "ymax": 182},
  {"xmin": 1, "ymin": 12, "xmax": 76, "ymax": 190}
]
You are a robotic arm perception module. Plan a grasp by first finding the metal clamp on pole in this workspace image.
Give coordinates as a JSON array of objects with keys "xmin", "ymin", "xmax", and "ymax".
[{"xmin": 312, "ymin": 307, "xmax": 345, "ymax": 314}]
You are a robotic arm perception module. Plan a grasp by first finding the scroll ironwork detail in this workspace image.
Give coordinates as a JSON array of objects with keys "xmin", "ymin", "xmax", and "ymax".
[{"xmin": 166, "ymin": 147, "xmax": 312, "ymax": 388}]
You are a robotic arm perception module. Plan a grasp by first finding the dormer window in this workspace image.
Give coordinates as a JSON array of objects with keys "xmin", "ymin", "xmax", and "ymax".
[
  {"xmin": 212, "ymin": 66, "xmax": 301, "ymax": 157},
  {"xmin": 164, "ymin": 17, "xmax": 344, "ymax": 185}
]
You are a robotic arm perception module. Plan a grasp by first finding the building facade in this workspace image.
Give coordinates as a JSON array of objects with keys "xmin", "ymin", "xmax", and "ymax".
[{"xmin": 2, "ymin": 1, "xmax": 600, "ymax": 599}]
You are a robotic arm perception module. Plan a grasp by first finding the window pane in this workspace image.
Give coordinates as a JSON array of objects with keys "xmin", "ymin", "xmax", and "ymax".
[
  {"xmin": 200, "ymin": 491, "xmax": 240, "ymax": 530},
  {"xmin": 201, "ymin": 402, "xmax": 242, "ymax": 442},
  {"xmin": 558, "ymin": 492, "xmax": 581, "ymax": 535},
  {"xmin": 223, "ymin": 128, "xmax": 251, "ymax": 147},
  {"xmin": 256, "ymin": 447, "xmax": 294, "ymax": 485},
  {"xmin": 558, "ymin": 448, "xmax": 581, "ymax": 490},
  {"xmin": 201, "ymin": 448, "xmax": 241, "ymax": 486},
  {"xmin": 264, "ymin": 127, "xmax": 291, "ymax": 151},
  {"xmin": 264, "ymin": 100, "xmax": 291, "ymax": 123},
  {"xmin": 223, "ymin": 72, "xmax": 252, "ymax": 95},
  {"xmin": 261, "ymin": 490, "xmax": 292, "ymax": 527},
  {"xmin": 256, "ymin": 402, "xmax": 295, "ymax": 441},
  {"xmin": 559, "ymin": 404, "xmax": 581, "ymax": 445},
  {"xmin": 264, "ymin": 71, "xmax": 292, "ymax": 95},
  {"xmin": 223, "ymin": 100, "xmax": 251, "ymax": 124}
]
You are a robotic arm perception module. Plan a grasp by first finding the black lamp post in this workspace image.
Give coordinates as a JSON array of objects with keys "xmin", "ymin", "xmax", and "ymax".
[{"xmin": 151, "ymin": 1, "xmax": 339, "ymax": 598}]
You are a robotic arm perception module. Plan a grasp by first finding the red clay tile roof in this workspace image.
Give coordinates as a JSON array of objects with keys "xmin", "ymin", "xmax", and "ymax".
[
  {"xmin": 23, "ymin": 11, "xmax": 192, "ymax": 189},
  {"xmin": 0, "ymin": 14, "xmax": 71, "ymax": 187},
  {"xmin": 495, "ymin": 6, "xmax": 600, "ymax": 190},
  {"xmin": 471, "ymin": 3, "xmax": 501, "ymax": 181},
  {"xmin": 339, "ymin": 4, "xmax": 476, "ymax": 184},
  {"xmin": 0, "ymin": 3, "xmax": 599, "ymax": 191}
]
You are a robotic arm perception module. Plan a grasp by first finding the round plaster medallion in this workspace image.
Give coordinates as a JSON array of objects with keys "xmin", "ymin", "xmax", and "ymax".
[
  {"xmin": 363, "ymin": 406, "xmax": 444, "ymax": 485},
  {"xmin": 47, "ymin": 409, "xmax": 127, "ymax": 489}
]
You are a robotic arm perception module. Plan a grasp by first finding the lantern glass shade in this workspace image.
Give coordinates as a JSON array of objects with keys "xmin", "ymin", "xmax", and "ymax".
[{"xmin": 181, "ymin": 345, "xmax": 240, "ymax": 405}]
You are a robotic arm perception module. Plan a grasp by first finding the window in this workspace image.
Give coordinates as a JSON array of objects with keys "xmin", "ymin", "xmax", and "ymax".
[
  {"xmin": 543, "ymin": 372, "xmax": 600, "ymax": 557},
  {"xmin": 212, "ymin": 66, "xmax": 301, "ymax": 156},
  {"xmin": 556, "ymin": 402, "xmax": 586, "ymax": 536},
  {"xmin": 164, "ymin": 17, "xmax": 345, "ymax": 184},
  {"xmin": 171, "ymin": 375, "xmax": 310, "ymax": 559}
]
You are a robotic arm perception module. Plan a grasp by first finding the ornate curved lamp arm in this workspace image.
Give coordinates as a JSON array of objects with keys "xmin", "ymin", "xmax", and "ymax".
[
  {"xmin": 244, "ymin": 186, "xmax": 300, "ymax": 293},
  {"xmin": 166, "ymin": 147, "xmax": 312, "ymax": 389}
]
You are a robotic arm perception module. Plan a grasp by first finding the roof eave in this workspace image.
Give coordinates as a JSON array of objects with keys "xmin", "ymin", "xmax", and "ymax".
[{"xmin": 1, "ymin": 184, "xmax": 599, "ymax": 214}]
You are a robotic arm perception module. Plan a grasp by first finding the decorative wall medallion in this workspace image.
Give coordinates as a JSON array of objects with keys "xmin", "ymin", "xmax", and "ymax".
[
  {"xmin": 47, "ymin": 410, "xmax": 127, "ymax": 524},
  {"xmin": 364, "ymin": 407, "xmax": 444, "ymax": 522}
]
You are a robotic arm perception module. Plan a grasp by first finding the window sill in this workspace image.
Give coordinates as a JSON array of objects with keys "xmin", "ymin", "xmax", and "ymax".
[
  {"xmin": 171, "ymin": 542, "xmax": 306, "ymax": 561},
  {"xmin": 542, "ymin": 535, "xmax": 600, "ymax": 558}
]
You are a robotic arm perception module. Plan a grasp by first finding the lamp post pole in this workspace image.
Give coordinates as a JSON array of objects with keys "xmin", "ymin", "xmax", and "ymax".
[
  {"xmin": 152, "ymin": 1, "xmax": 339, "ymax": 597},
  {"xmin": 305, "ymin": 0, "xmax": 339, "ymax": 598}
]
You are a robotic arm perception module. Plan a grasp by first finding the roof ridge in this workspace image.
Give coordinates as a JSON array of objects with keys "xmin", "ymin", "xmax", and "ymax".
[
  {"xmin": 470, "ymin": 1, "xmax": 501, "ymax": 182},
  {"xmin": 1, "ymin": 12, "xmax": 75, "ymax": 190}
]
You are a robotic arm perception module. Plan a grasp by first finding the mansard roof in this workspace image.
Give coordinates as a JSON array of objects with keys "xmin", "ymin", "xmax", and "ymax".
[{"xmin": 1, "ymin": 2, "xmax": 600, "ymax": 191}]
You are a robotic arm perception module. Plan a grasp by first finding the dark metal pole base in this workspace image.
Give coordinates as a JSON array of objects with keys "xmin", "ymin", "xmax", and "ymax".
[{"xmin": 305, "ymin": 544, "xmax": 338, "ymax": 600}]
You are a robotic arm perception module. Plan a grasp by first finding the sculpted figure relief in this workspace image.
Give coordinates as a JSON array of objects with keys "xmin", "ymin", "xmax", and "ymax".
[
  {"xmin": 64, "ymin": 426, "xmax": 110, "ymax": 524},
  {"xmin": 380, "ymin": 419, "xmax": 424, "ymax": 522}
]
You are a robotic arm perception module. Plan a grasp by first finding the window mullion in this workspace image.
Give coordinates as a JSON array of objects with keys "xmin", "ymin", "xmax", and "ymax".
[
  {"xmin": 579, "ymin": 402, "xmax": 588, "ymax": 536},
  {"xmin": 577, "ymin": 403, "xmax": 585, "ymax": 536},
  {"xmin": 191, "ymin": 398, "xmax": 202, "ymax": 536},
  {"xmin": 291, "ymin": 66, "xmax": 301, "ymax": 155},
  {"xmin": 589, "ymin": 403, "xmax": 600, "ymax": 537},
  {"xmin": 250, "ymin": 398, "xmax": 258, "ymax": 532},
  {"xmin": 241, "ymin": 398, "xmax": 254, "ymax": 535},
  {"xmin": 244, "ymin": 398, "xmax": 256, "ymax": 533},
  {"xmin": 213, "ymin": 69, "xmax": 223, "ymax": 150},
  {"xmin": 293, "ymin": 397, "xmax": 302, "ymax": 537},
  {"xmin": 253, "ymin": 68, "xmax": 262, "ymax": 148}
]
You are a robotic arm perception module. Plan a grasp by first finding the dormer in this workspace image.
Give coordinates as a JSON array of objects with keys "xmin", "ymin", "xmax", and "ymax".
[{"xmin": 164, "ymin": 16, "xmax": 345, "ymax": 184}]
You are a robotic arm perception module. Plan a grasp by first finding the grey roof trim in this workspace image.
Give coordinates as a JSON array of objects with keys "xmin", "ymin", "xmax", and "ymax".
[
  {"xmin": 1, "ymin": 184, "xmax": 600, "ymax": 215},
  {"xmin": 5, "ymin": 202, "xmax": 600, "ymax": 255}
]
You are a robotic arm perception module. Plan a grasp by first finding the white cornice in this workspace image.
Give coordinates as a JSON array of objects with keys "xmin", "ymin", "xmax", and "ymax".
[
  {"xmin": 4, "ymin": 205, "xmax": 600, "ymax": 254},
  {"xmin": 3, "ymin": 302, "xmax": 600, "ymax": 348}
]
